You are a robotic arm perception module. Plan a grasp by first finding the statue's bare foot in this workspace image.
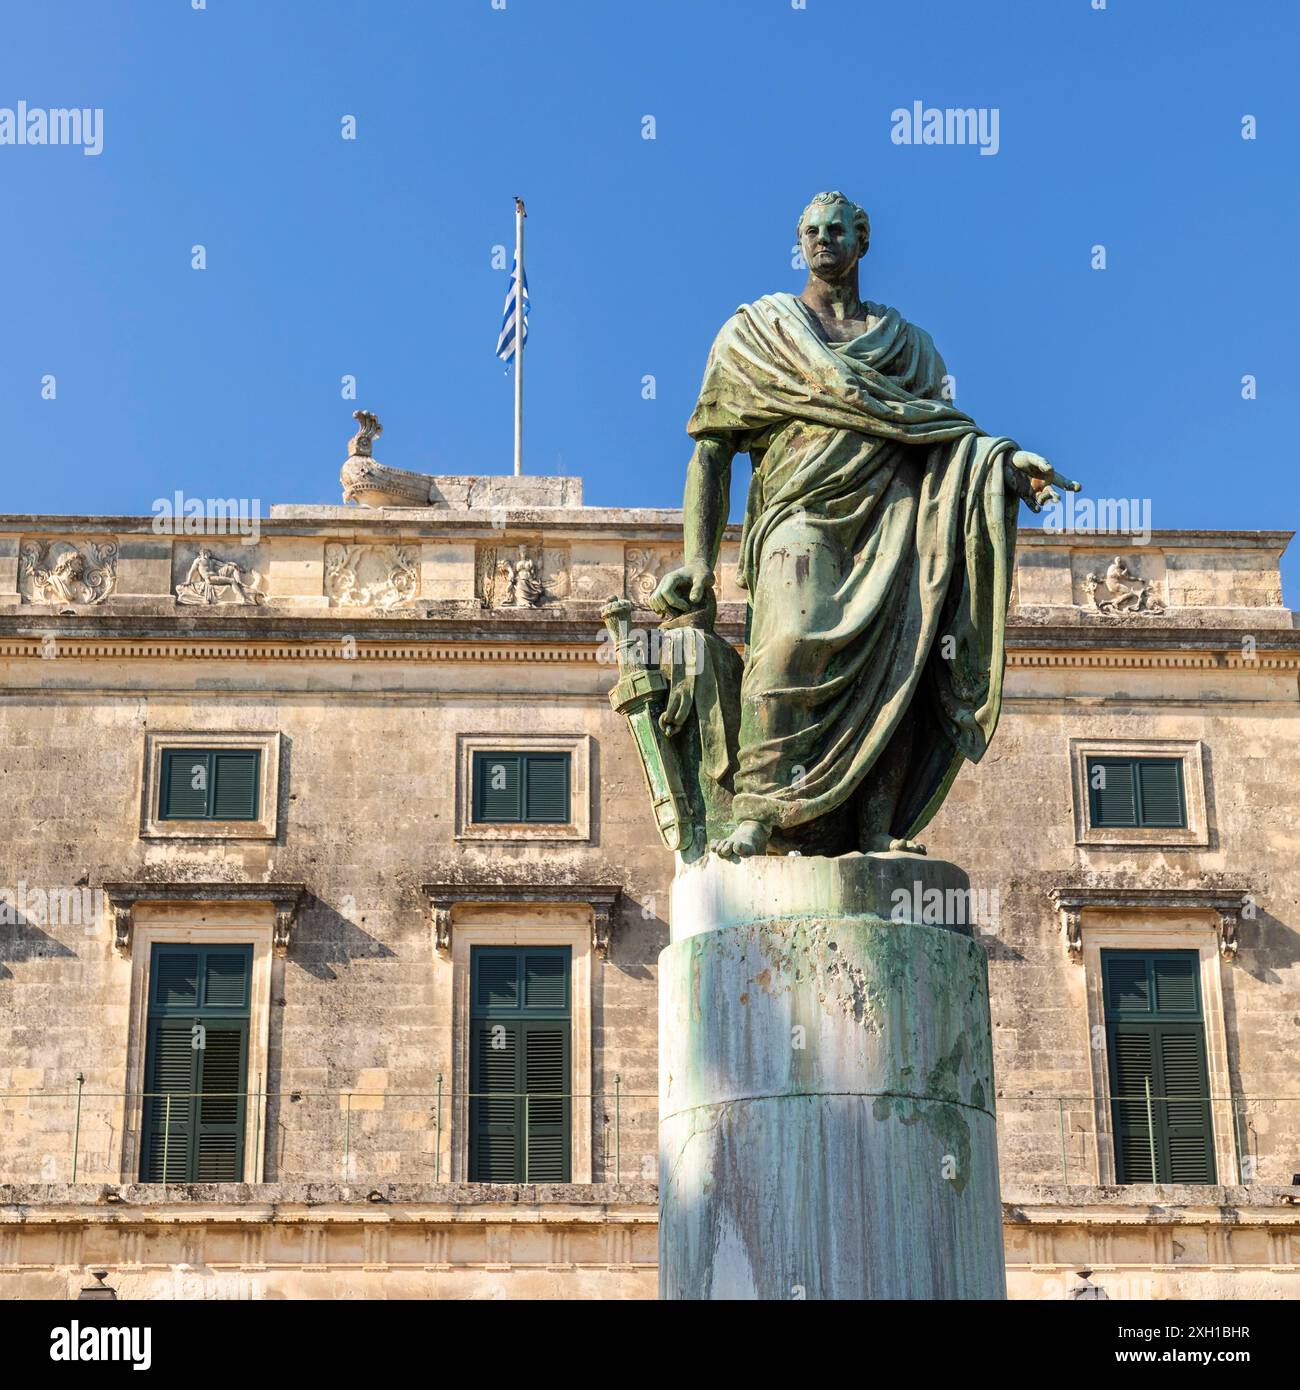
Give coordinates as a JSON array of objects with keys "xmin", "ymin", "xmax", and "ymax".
[
  {"xmin": 863, "ymin": 834, "xmax": 928, "ymax": 855},
  {"xmin": 712, "ymin": 819, "xmax": 772, "ymax": 861}
]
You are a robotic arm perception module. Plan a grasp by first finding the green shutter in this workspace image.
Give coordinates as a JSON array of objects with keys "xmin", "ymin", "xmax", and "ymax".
[
  {"xmin": 1103, "ymin": 950, "xmax": 1214, "ymax": 1183},
  {"xmin": 211, "ymin": 751, "xmax": 260, "ymax": 820},
  {"xmin": 160, "ymin": 747, "xmax": 261, "ymax": 821},
  {"xmin": 523, "ymin": 755, "xmax": 570, "ymax": 823},
  {"xmin": 473, "ymin": 752, "xmax": 522, "ymax": 822},
  {"xmin": 475, "ymin": 951, "xmax": 519, "ymax": 1010},
  {"xmin": 141, "ymin": 944, "xmax": 251, "ymax": 1182},
  {"xmin": 524, "ymin": 952, "xmax": 568, "ymax": 1010},
  {"xmin": 469, "ymin": 946, "xmax": 571, "ymax": 1182},
  {"xmin": 160, "ymin": 751, "xmax": 210, "ymax": 820},
  {"xmin": 1088, "ymin": 758, "xmax": 1138, "ymax": 827},
  {"xmin": 194, "ymin": 1023, "xmax": 248, "ymax": 1180},
  {"xmin": 471, "ymin": 1019, "xmax": 522, "ymax": 1181},
  {"xmin": 1088, "ymin": 757, "xmax": 1187, "ymax": 829},
  {"xmin": 204, "ymin": 951, "xmax": 252, "ymax": 1009},
  {"xmin": 141, "ymin": 1019, "xmax": 199, "ymax": 1182},
  {"xmin": 1108, "ymin": 1026, "xmax": 1156, "ymax": 1182},
  {"xmin": 1137, "ymin": 760, "xmax": 1186, "ymax": 828},
  {"xmin": 1159, "ymin": 1026, "xmax": 1215, "ymax": 1182},
  {"xmin": 472, "ymin": 751, "xmax": 571, "ymax": 824},
  {"xmin": 153, "ymin": 950, "xmax": 199, "ymax": 1007},
  {"xmin": 1152, "ymin": 951, "xmax": 1197, "ymax": 1014},
  {"xmin": 523, "ymin": 1020, "xmax": 571, "ymax": 1181}
]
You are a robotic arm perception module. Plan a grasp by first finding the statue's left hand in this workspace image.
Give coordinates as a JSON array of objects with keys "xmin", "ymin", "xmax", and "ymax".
[{"xmin": 1005, "ymin": 450, "xmax": 1081, "ymax": 514}]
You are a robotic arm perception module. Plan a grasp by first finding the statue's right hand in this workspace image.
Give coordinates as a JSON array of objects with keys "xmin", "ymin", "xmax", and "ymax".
[{"xmin": 649, "ymin": 561, "xmax": 714, "ymax": 616}]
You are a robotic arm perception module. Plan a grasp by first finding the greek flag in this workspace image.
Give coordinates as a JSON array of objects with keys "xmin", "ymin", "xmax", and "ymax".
[{"xmin": 495, "ymin": 255, "xmax": 529, "ymax": 365}]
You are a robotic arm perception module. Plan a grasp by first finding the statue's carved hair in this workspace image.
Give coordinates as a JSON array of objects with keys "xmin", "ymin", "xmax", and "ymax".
[{"xmin": 796, "ymin": 191, "xmax": 870, "ymax": 254}]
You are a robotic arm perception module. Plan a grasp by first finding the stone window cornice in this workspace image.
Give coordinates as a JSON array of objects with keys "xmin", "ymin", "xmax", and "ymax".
[
  {"xmin": 1049, "ymin": 884, "xmax": 1253, "ymax": 963},
  {"xmin": 103, "ymin": 881, "xmax": 307, "ymax": 958}
]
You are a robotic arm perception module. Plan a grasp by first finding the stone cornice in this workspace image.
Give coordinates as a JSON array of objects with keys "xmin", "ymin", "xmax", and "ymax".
[
  {"xmin": 2, "ymin": 626, "xmax": 1299, "ymax": 669},
  {"xmin": 102, "ymin": 881, "xmax": 307, "ymax": 958},
  {"xmin": 1048, "ymin": 884, "xmax": 1254, "ymax": 962},
  {"xmin": 0, "ymin": 515, "xmax": 1290, "ymax": 550},
  {"xmin": 422, "ymin": 881, "xmax": 622, "ymax": 957}
]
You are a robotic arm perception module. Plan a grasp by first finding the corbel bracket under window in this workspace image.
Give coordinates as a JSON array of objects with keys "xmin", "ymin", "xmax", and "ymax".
[
  {"xmin": 421, "ymin": 881, "xmax": 622, "ymax": 959},
  {"xmin": 103, "ymin": 881, "xmax": 307, "ymax": 958},
  {"xmin": 1049, "ymin": 885, "xmax": 1253, "ymax": 964}
]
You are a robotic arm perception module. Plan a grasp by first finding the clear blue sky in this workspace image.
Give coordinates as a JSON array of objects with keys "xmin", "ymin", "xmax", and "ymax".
[{"xmin": 3, "ymin": 1, "xmax": 1297, "ymax": 595}]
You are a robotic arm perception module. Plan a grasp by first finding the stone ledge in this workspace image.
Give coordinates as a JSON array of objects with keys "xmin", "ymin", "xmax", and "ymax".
[
  {"xmin": 1003, "ymin": 1183, "xmax": 1300, "ymax": 1219},
  {"xmin": 0, "ymin": 1181, "xmax": 659, "ymax": 1217}
]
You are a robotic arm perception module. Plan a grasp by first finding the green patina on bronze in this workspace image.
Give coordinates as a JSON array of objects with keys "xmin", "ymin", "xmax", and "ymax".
[{"xmin": 612, "ymin": 190, "xmax": 1080, "ymax": 863}]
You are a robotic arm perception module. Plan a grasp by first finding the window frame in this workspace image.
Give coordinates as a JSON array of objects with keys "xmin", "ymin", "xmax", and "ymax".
[
  {"xmin": 141, "ymin": 731, "xmax": 281, "ymax": 840},
  {"xmin": 1077, "ymin": 916, "xmax": 1237, "ymax": 1185},
  {"xmin": 140, "ymin": 942, "xmax": 254, "ymax": 1183},
  {"xmin": 439, "ymin": 911, "xmax": 595, "ymax": 1182},
  {"xmin": 119, "ymin": 901, "xmax": 276, "ymax": 1184},
  {"xmin": 455, "ymin": 733, "xmax": 591, "ymax": 843},
  {"xmin": 468, "ymin": 945, "xmax": 573, "ymax": 1183},
  {"xmin": 1101, "ymin": 948, "xmax": 1216, "ymax": 1184},
  {"xmin": 1069, "ymin": 738, "xmax": 1208, "ymax": 848}
]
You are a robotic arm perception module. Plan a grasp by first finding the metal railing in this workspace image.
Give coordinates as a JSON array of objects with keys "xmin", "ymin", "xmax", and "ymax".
[
  {"xmin": 997, "ymin": 1093, "xmax": 1300, "ymax": 1186},
  {"xmin": 3, "ymin": 1086, "xmax": 1297, "ymax": 1188},
  {"xmin": 0, "ymin": 1080, "xmax": 659, "ymax": 1187}
]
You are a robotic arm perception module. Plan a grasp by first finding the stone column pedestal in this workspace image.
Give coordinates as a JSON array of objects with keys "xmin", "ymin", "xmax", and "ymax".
[{"xmin": 659, "ymin": 852, "xmax": 1005, "ymax": 1300}]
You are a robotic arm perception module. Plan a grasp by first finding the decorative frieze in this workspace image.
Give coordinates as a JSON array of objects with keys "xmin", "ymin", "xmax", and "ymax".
[
  {"xmin": 1082, "ymin": 557, "xmax": 1167, "ymax": 616},
  {"xmin": 325, "ymin": 543, "xmax": 419, "ymax": 610},
  {"xmin": 624, "ymin": 546, "xmax": 682, "ymax": 607},
  {"xmin": 18, "ymin": 538, "xmax": 118, "ymax": 605},
  {"xmin": 475, "ymin": 542, "xmax": 569, "ymax": 608},
  {"xmin": 174, "ymin": 545, "xmax": 266, "ymax": 606}
]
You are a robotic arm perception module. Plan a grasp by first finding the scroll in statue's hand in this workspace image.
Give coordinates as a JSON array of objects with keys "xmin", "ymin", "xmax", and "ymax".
[
  {"xmin": 1004, "ymin": 450, "xmax": 1081, "ymax": 514},
  {"xmin": 649, "ymin": 560, "xmax": 715, "ymax": 617}
]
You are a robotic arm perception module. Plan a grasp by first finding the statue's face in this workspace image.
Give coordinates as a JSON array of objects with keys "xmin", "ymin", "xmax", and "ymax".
[{"xmin": 800, "ymin": 202, "xmax": 862, "ymax": 280}]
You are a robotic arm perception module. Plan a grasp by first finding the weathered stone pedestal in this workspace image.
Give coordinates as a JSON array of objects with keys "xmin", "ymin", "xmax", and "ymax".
[{"xmin": 659, "ymin": 852, "xmax": 1006, "ymax": 1300}]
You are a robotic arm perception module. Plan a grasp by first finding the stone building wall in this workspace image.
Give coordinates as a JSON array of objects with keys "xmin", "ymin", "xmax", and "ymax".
[{"xmin": 1, "ymin": 483, "xmax": 1297, "ymax": 1297}]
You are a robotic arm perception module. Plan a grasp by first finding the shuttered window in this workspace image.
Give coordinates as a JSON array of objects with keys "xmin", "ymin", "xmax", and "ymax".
[
  {"xmin": 159, "ymin": 748, "xmax": 261, "ymax": 821},
  {"xmin": 140, "ymin": 943, "xmax": 252, "ymax": 1182},
  {"xmin": 1103, "ymin": 949, "xmax": 1215, "ymax": 1183},
  {"xmin": 1087, "ymin": 757, "xmax": 1186, "ymax": 829},
  {"xmin": 469, "ymin": 946, "xmax": 571, "ymax": 1181},
  {"xmin": 471, "ymin": 752, "xmax": 571, "ymax": 824}
]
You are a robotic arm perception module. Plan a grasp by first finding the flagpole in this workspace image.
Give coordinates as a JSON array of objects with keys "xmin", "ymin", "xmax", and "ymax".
[{"xmin": 513, "ymin": 197, "xmax": 526, "ymax": 476}]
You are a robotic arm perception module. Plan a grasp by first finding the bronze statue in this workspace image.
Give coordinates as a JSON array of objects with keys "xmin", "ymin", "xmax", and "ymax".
[{"xmin": 616, "ymin": 191, "xmax": 1080, "ymax": 862}]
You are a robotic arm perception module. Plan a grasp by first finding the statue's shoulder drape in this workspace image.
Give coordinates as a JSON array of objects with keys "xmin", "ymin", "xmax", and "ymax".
[{"xmin": 683, "ymin": 291, "xmax": 1019, "ymax": 850}]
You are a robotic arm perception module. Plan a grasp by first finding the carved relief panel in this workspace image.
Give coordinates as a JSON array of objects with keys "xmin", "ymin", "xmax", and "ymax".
[
  {"xmin": 624, "ymin": 546, "xmax": 683, "ymax": 607},
  {"xmin": 19, "ymin": 538, "xmax": 118, "ymax": 605},
  {"xmin": 475, "ymin": 541, "xmax": 570, "ymax": 608},
  {"xmin": 324, "ymin": 543, "xmax": 420, "ymax": 610},
  {"xmin": 1072, "ymin": 552, "xmax": 1168, "ymax": 615},
  {"xmin": 172, "ymin": 542, "xmax": 267, "ymax": 606}
]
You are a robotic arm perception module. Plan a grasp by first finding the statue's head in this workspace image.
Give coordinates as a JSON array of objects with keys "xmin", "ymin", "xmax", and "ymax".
[{"xmin": 796, "ymin": 191, "xmax": 870, "ymax": 281}]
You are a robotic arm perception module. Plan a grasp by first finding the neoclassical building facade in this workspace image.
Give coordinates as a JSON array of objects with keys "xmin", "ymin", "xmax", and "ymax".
[{"xmin": 1, "ymin": 475, "xmax": 1296, "ymax": 1299}]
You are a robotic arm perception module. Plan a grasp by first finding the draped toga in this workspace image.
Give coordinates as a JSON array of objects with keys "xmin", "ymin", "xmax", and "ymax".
[{"xmin": 686, "ymin": 292, "xmax": 1018, "ymax": 852}]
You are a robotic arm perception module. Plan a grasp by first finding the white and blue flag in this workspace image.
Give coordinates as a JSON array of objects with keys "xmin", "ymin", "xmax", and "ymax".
[{"xmin": 495, "ymin": 255, "xmax": 529, "ymax": 366}]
